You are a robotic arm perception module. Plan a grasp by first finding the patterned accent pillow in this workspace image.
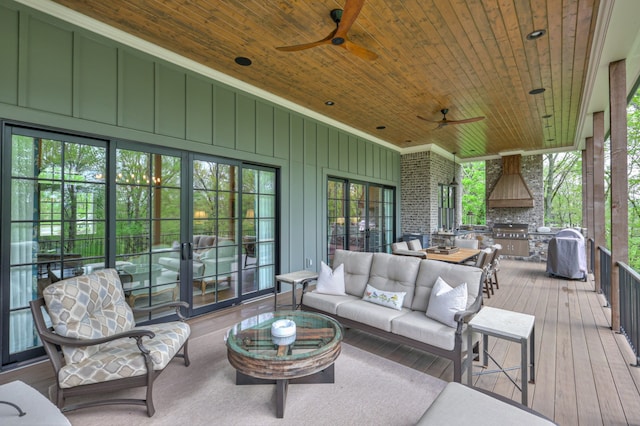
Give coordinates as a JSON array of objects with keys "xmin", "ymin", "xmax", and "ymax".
[
  {"xmin": 43, "ymin": 268, "xmax": 135, "ymax": 363},
  {"xmin": 426, "ymin": 276, "xmax": 468, "ymax": 328},
  {"xmin": 315, "ymin": 261, "xmax": 346, "ymax": 295},
  {"xmin": 362, "ymin": 284, "xmax": 406, "ymax": 310}
]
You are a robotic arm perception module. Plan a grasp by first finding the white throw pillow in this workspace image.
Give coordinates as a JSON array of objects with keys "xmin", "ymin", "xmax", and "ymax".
[
  {"xmin": 426, "ymin": 277, "xmax": 468, "ymax": 328},
  {"xmin": 362, "ymin": 284, "xmax": 406, "ymax": 310},
  {"xmin": 315, "ymin": 261, "xmax": 346, "ymax": 295}
]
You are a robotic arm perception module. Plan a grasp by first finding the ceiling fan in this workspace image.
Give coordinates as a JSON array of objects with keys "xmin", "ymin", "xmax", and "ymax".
[
  {"xmin": 275, "ymin": 0, "xmax": 378, "ymax": 61},
  {"xmin": 417, "ymin": 109, "xmax": 485, "ymax": 129}
]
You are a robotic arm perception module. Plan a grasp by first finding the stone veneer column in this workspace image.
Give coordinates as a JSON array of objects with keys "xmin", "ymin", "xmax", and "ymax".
[
  {"xmin": 485, "ymin": 155, "xmax": 544, "ymax": 228},
  {"xmin": 400, "ymin": 151, "xmax": 459, "ymax": 237}
]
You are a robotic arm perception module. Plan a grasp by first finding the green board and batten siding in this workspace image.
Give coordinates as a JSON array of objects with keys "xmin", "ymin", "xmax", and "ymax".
[{"xmin": 0, "ymin": 0, "xmax": 401, "ymax": 271}]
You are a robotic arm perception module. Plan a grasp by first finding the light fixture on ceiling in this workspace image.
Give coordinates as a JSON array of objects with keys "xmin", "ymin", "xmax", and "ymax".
[
  {"xmin": 450, "ymin": 152, "xmax": 458, "ymax": 186},
  {"xmin": 376, "ymin": 126, "xmax": 386, "ymax": 130},
  {"xmin": 526, "ymin": 29, "xmax": 547, "ymax": 40},
  {"xmin": 234, "ymin": 56, "xmax": 252, "ymax": 66},
  {"xmin": 325, "ymin": 100, "xmax": 335, "ymax": 106},
  {"xmin": 542, "ymin": 114, "xmax": 552, "ymax": 119},
  {"xmin": 529, "ymin": 88, "xmax": 546, "ymax": 95}
]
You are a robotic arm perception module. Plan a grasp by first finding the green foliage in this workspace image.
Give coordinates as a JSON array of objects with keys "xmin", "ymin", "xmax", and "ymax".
[
  {"xmin": 543, "ymin": 152, "xmax": 582, "ymax": 227},
  {"xmin": 461, "ymin": 162, "xmax": 486, "ymax": 224}
]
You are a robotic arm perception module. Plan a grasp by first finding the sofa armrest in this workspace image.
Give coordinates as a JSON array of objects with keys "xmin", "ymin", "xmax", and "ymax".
[
  {"xmin": 392, "ymin": 249, "xmax": 427, "ymax": 258},
  {"xmin": 453, "ymin": 270, "xmax": 486, "ymax": 333}
]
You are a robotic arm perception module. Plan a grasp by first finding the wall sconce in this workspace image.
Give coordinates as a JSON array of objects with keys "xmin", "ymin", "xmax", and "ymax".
[{"xmin": 246, "ymin": 209, "xmax": 255, "ymax": 219}]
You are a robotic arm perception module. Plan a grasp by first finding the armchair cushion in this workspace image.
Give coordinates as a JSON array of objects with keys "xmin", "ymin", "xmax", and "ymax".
[
  {"xmin": 58, "ymin": 321, "xmax": 190, "ymax": 388},
  {"xmin": 43, "ymin": 269, "xmax": 135, "ymax": 363}
]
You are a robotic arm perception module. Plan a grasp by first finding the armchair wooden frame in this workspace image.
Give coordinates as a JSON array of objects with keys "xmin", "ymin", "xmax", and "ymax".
[{"xmin": 29, "ymin": 299, "xmax": 191, "ymax": 417}]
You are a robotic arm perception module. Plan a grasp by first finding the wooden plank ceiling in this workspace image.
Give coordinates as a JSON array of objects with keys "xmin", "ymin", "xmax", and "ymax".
[{"xmin": 51, "ymin": 0, "xmax": 600, "ymax": 159}]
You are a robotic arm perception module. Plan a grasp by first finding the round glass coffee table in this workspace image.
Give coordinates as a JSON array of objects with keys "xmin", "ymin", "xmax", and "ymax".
[{"xmin": 226, "ymin": 310, "xmax": 343, "ymax": 418}]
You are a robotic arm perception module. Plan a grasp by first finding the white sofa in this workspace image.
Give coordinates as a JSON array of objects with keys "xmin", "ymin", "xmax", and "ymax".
[
  {"xmin": 302, "ymin": 249, "xmax": 485, "ymax": 382},
  {"xmin": 391, "ymin": 239, "xmax": 427, "ymax": 258}
]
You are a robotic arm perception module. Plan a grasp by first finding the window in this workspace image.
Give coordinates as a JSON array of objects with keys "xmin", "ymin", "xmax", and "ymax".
[{"xmin": 438, "ymin": 184, "xmax": 456, "ymax": 231}]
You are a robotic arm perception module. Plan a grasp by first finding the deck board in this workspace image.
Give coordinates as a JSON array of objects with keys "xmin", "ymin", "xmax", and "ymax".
[{"xmin": 2, "ymin": 259, "xmax": 639, "ymax": 425}]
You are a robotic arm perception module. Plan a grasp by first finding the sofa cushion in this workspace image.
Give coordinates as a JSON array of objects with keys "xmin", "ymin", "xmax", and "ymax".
[
  {"xmin": 332, "ymin": 250, "xmax": 374, "ymax": 297},
  {"xmin": 368, "ymin": 253, "xmax": 420, "ymax": 308},
  {"xmin": 391, "ymin": 241, "xmax": 409, "ymax": 252},
  {"xmin": 426, "ymin": 277, "xmax": 468, "ymax": 328},
  {"xmin": 407, "ymin": 239, "xmax": 423, "ymax": 250},
  {"xmin": 303, "ymin": 292, "xmax": 360, "ymax": 314},
  {"xmin": 43, "ymin": 269, "xmax": 135, "ymax": 364},
  {"xmin": 391, "ymin": 311, "xmax": 476, "ymax": 352},
  {"xmin": 58, "ymin": 321, "xmax": 190, "ymax": 388},
  {"xmin": 336, "ymin": 300, "xmax": 408, "ymax": 332},
  {"xmin": 412, "ymin": 260, "xmax": 483, "ymax": 312},
  {"xmin": 416, "ymin": 382, "xmax": 555, "ymax": 425},
  {"xmin": 316, "ymin": 261, "xmax": 346, "ymax": 295},
  {"xmin": 362, "ymin": 284, "xmax": 406, "ymax": 310}
]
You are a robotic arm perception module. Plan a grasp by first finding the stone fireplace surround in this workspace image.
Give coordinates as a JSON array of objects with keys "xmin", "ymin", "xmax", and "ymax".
[{"xmin": 400, "ymin": 151, "xmax": 549, "ymax": 261}]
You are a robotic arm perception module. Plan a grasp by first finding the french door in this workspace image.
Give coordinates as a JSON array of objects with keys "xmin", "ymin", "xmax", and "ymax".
[
  {"xmin": 1, "ymin": 124, "xmax": 278, "ymax": 367},
  {"xmin": 327, "ymin": 178, "xmax": 395, "ymax": 262}
]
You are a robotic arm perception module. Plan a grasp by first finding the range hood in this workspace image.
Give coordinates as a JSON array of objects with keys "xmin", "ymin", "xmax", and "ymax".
[{"xmin": 487, "ymin": 155, "xmax": 534, "ymax": 208}]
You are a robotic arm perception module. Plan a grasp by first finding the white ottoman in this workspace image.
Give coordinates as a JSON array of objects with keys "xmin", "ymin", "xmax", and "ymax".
[
  {"xmin": 0, "ymin": 381, "xmax": 70, "ymax": 425},
  {"xmin": 417, "ymin": 382, "xmax": 555, "ymax": 425}
]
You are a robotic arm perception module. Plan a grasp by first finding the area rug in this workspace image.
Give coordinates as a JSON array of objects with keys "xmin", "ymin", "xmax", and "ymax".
[{"xmin": 64, "ymin": 329, "xmax": 446, "ymax": 426}]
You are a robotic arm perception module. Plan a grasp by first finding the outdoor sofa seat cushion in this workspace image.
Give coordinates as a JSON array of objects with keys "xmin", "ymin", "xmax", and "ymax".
[
  {"xmin": 336, "ymin": 300, "xmax": 410, "ymax": 332},
  {"xmin": 58, "ymin": 321, "xmax": 190, "ymax": 388},
  {"xmin": 391, "ymin": 310, "xmax": 473, "ymax": 352},
  {"xmin": 417, "ymin": 382, "xmax": 555, "ymax": 425},
  {"xmin": 302, "ymin": 292, "xmax": 360, "ymax": 315}
]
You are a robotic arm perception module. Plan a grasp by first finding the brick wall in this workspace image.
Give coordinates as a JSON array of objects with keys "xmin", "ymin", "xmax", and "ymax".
[{"xmin": 400, "ymin": 151, "xmax": 459, "ymax": 236}]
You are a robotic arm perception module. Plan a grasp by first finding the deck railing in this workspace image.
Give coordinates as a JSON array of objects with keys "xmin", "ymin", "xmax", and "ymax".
[
  {"xmin": 597, "ymin": 246, "xmax": 640, "ymax": 366},
  {"xmin": 599, "ymin": 246, "xmax": 612, "ymax": 305},
  {"xmin": 619, "ymin": 262, "xmax": 640, "ymax": 366}
]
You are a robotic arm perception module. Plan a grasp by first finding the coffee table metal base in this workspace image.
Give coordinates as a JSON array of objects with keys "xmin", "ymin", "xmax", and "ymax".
[{"xmin": 236, "ymin": 365, "xmax": 335, "ymax": 418}]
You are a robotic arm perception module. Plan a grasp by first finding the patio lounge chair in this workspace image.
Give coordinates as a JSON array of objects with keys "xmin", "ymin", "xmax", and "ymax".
[{"xmin": 29, "ymin": 268, "xmax": 191, "ymax": 417}]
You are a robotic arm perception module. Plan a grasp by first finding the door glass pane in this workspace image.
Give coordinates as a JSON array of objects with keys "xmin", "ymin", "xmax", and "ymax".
[
  {"xmin": 8, "ymin": 131, "xmax": 107, "ymax": 358},
  {"xmin": 115, "ymin": 149, "xmax": 180, "ymax": 317},
  {"xmin": 242, "ymin": 167, "xmax": 276, "ymax": 295},
  {"xmin": 192, "ymin": 160, "xmax": 238, "ymax": 308}
]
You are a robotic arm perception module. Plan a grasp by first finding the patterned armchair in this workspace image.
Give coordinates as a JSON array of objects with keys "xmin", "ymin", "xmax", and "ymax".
[{"xmin": 29, "ymin": 268, "xmax": 191, "ymax": 417}]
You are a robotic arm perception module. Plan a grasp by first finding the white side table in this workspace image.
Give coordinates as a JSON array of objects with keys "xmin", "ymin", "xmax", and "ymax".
[
  {"xmin": 467, "ymin": 306, "xmax": 535, "ymax": 406},
  {"xmin": 274, "ymin": 270, "xmax": 318, "ymax": 310}
]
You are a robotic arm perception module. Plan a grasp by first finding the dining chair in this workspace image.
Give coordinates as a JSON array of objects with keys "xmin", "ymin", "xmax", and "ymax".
[{"xmin": 454, "ymin": 238, "xmax": 479, "ymax": 249}]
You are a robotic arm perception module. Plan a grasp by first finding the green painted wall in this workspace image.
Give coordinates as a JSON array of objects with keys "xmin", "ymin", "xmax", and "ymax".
[{"xmin": 0, "ymin": 0, "xmax": 401, "ymax": 271}]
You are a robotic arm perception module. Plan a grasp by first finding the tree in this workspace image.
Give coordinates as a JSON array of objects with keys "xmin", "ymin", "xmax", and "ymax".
[
  {"xmin": 461, "ymin": 162, "xmax": 486, "ymax": 224},
  {"xmin": 543, "ymin": 152, "xmax": 581, "ymax": 226}
]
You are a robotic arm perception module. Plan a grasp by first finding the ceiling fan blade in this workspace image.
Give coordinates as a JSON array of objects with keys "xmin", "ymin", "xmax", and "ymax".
[
  {"xmin": 342, "ymin": 39, "xmax": 378, "ymax": 60},
  {"xmin": 417, "ymin": 115, "xmax": 441, "ymax": 123},
  {"xmin": 276, "ymin": 30, "xmax": 335, "ymax": 52},
  {"xmin": 334, "ymin": 0, "xmax": 366, "ymax": 40},
  {"xmin": 447, "ymin": 116, "xmax": 485, "ymax": 125}
]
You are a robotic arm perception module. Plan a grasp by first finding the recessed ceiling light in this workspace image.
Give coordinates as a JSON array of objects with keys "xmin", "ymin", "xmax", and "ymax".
[
  {"xmin": 325, "ymin": 101, "xmax": 335, "ymax": 106},
  {"xmin": 234, "ymin": 56, "xmax": 252, "ymax": 66},
  {"xmin": 529, "ymin": 88, "xmax": 546, "ymax": 95},
  {"xmin": 376, "ymin": 126, "xmax": 386, "ymax": 130},
  {"xmin": 526, "ymin": 29, "xmax": 546, "ymax": 40},
  {"xmin": 542, "ymin": 114, "xmax": 552, "ymax": 119}
]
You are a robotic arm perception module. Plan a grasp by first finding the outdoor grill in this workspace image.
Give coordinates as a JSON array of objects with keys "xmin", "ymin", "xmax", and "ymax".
[{"xmin": 492, "ymin": 223, "xmax": 529, "ymax": 239}]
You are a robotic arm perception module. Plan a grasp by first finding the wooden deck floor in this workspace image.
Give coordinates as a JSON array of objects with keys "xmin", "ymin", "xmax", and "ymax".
[{"xmin": 2, "ymin": 260, "xmax": 639, "ymax": 425}]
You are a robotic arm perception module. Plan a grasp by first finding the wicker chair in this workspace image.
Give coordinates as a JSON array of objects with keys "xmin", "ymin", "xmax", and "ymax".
[{"xmin": 29, "ymin": 268, "xmax": 191, "ymax": 417}]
